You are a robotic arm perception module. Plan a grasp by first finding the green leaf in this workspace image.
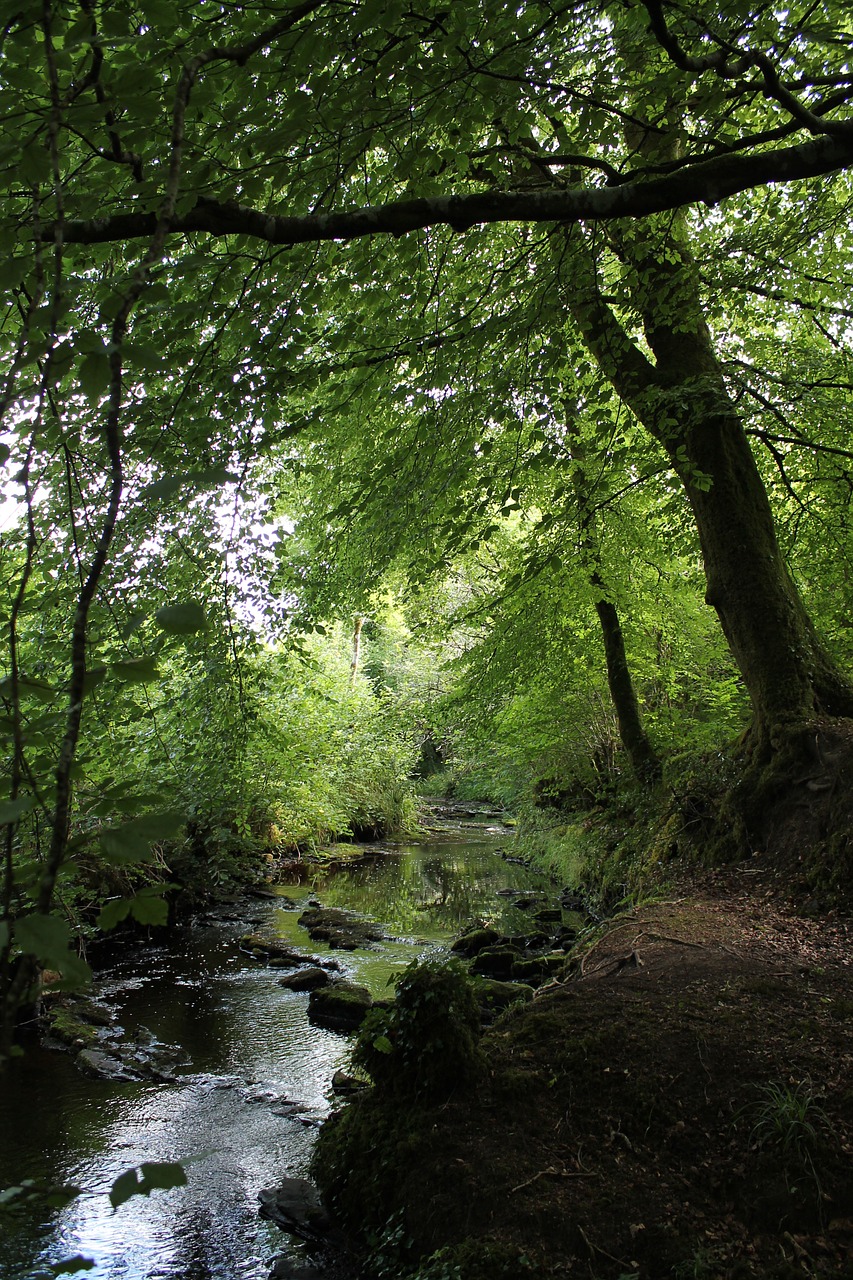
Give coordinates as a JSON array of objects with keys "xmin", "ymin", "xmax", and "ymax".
[
  {"xmin": 82, "ymin": 665, "xmax": 107, "ymax": 694},
  {"xmin": 99, "ymin": 810, "xmax": 183, "ymax": 864},
  {"xmin": 96, "ymin": 898, "xmax": 132, "ymax": 931},
  {"xmin": 0, "ymin": 676, "xmax": 55, "ymax": 702},
  {"xmin": 13, "ymin": 915, "xmax": 91, "ymax": 985},
  {"xmin": 140, "ymin": 469, "xmax": 237, "ymax": 501},
  {"xmin": 372, "ymin": 1034, "xmax": 394, "ymax": 1054},
  {"xmin": 0, "ymin": 796, "xmax": 36, "ymax": 825},
  {"xmin": 129, "ymin": 893, "xmax": 169, "ymax": 927},
  {"xmin": 109, "ymin": 1162, "xmax": 186, "ymax": 1209},
  {"xmin": 14, "ymin": 914, "xmax": 72, "ymax": 966},
  {"xmin": 0, "ymin": 1184, "xmax": 30, "ymax": 1207},
  {"xmin": 140, "ymin": 476, "xmax": 182, "ymax": 502},
  {"xmin": 79, "ymin": 351, "xmax": 112, "ymax": 402},
  {"xmin": 108, "ymin": 1169, "xmax": 140, "ymax": 1209},
  {"xmin": 138, "ymin": 1162, "xmax": 187, "ymax": 1193},
  {"xmin": 111, "ymin": 656, "xmax": 160, "ymax": 683},
  {"xmin": 155, "ymin": 602, "xmax": 207, "ymax": 635},
  {"xmin": 0, "ymin": 257, "xmax": 26, "ymax": 292}
]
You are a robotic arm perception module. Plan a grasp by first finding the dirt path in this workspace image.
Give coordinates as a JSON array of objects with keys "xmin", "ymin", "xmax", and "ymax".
[{"xmin": 348, "ymin": 872, "xmax": 853, "ymax": 1279}]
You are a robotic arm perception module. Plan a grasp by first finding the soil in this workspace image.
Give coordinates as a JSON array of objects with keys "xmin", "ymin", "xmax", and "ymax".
[{"xmin": 319, "ymin": 861, "xmax": 853, "ymax": 1279}]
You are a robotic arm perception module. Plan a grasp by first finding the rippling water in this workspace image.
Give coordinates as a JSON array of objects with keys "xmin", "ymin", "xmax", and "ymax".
[{"xmin": 0, "ymin": 829, "xmax": 557, "ymax": 1280}]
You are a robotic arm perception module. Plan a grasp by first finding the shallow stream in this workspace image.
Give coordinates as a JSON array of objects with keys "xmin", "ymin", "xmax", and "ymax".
[{"xmin": 0, "ymin": 814, "xmax": 563, "ymax": 1280}]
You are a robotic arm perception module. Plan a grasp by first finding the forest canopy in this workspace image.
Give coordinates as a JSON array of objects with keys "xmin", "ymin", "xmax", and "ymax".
[{"xmin": 2, "ymin": 0, "xmax": 853, "ymax": 1054}]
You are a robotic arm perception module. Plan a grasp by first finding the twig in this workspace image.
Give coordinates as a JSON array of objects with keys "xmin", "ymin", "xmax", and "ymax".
[
  {"xmin": 633, "ymin": 930, "xmax": 706, "ymax": 948},
  {"xmin": 577, "ymin": 1224, "xmax": 633, "ymax": 1269},
  {"xmin": 510, "ymin": 1166, "xmax": 598, "ymax": 1194}
]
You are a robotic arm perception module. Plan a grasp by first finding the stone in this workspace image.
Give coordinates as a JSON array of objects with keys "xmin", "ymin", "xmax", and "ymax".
[
  {"xmin": 450, "ymin": 927, "xmax": 501, "ymax": 957},
  {"xmin": 76, "ymin": 1048, "xmax": 140, "ymax": 1082},
  {"xmin": 510, "ymin": 958, "xmax": 549, "ymax": 986},
  {"xmin": 331, "ymin": 1068, "xmax": 368, "ymax": 1095},
  {"xmin": 297, "ymin": 906, "xmax": 383, "ymax": 950},
  {"xmin": 278, "ymin": 967, "xmax": 331, "ymax": 992},
  {"xmin": 240, "ymin": 934, "xmax": 306, "ymax": 964},
  {"xmin": 258, "ymin": 1177, "xmax": 342, "ymax": 1245},
  {"xmin": 475, "ymin": 979, "xmax": 534, "ymax": 1022},
  {"xmin": 470, "ymin": 945, "xmax": 521, "ymax": 979},
  {"xmin": 508, "ymin": 931, "xmax": 550, "ymax": 951},
  {"xmin": 307, "ymin": 981, "xmax": 373, "ymax": 1032}
]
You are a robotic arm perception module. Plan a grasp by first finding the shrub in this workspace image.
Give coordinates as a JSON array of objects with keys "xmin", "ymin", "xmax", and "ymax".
[{"xmin": 351, "ymin": 958, "xmax": 484, "ymax": 1101}]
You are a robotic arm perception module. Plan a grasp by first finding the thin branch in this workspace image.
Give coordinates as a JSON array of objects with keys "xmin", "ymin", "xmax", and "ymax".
[{"xmin": 641, "ymin": 0, "xmax": 853, "ymax": 138}]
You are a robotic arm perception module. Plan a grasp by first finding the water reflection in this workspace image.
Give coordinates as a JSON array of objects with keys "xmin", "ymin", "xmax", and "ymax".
[
  {"xmin": 280, "ymin": 840, "xmax": 554, "ymax": 943},
  {"xmin": 0, "ymin": 835, "xmax": 556, "ymax": 1279}
]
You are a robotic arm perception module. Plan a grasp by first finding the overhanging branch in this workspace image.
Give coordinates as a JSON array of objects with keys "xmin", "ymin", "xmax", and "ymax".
[{"xmin": 54, "ymin": 131, "xmax": 853, "ymax": 248}]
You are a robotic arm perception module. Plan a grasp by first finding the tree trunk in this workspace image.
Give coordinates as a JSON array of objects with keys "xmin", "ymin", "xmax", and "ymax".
[
  {"xmin": 555, "ymin": 220, "xmax": 853, "ymax": 871},
  {"xmin": 350, "ymin": 616, "xmax": 363, "ymax": 683},
  {"xmin": 566, "ymin": 412, "xmax": 661, "ymax": 783},
  {"xmin": 593, "ymin": 590, "xmax": 661, "ymax": 783},
  {"xmin": 556, "ymin": 224, "xmax": 853, "ymax": 753}
]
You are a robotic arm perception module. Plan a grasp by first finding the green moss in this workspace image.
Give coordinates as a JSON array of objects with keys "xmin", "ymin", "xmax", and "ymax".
[
  {"xmin": 311, "ymin": 1095, "xmax": 429, "ymax": 1239},
  {"xmin": 47, "ymin": 1005, "xmax": 99, "ymax": 1048},
  {"xmin": 351, "ymin": 959, "xmax": 484, "ymax": 1101},
  {"xmin": 307, "ymin": 981, "xmax": 373, "ymax": 1030}
]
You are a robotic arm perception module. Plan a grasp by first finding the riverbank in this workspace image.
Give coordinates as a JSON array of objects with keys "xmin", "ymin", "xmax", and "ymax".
[{"xmin": 313, "ymin": 862, "xmax": 853, "ymax": 1280}]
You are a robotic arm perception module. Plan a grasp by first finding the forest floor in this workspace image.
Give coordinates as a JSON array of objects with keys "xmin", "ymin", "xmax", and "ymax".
[{"xmin": 347, "ymin": 862, "xmax": 853, "ymax": 1280}]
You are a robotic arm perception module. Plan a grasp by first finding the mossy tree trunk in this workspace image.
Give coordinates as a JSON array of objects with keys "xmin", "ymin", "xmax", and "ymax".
[
  {"xmin": 555, "ymin": 221, "xmax": 853, "ymax": 863},
  {"xmin": 562, "ymin": 224, "xmax": 853, "ymax": 740}
]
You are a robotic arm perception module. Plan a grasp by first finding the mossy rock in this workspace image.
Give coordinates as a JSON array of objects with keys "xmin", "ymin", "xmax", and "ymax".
[
  {"xmin": 278, "ymin": 967, "xmax": 332, "ymax": 992},
  {"xmin": 470, "ymin": 945, "xmax": 521, "ymax": 979},
  {"xmin": 307, "ymin": 981, "xmax": 373, "ymax": 1031},
  {"xmin": 47, "ymin": 1004, "xmax": 100, "ymax": 1048},
  {"xmin": 509, "ymin": 958, "xmax": 549, "ymax": 986},
  {"xmin": 450, "ymin": 927, "xmax": 501, "ymax": 958},
  {"xmin": 351, "ymin": 959, "xmax": 484, "ymax": 1101},
  {"xmin": 298, "ymin": 906, "xmax": 383, "ymax": 950},
  {"xmin": 475, "ymin": 979, "xmax": 534, "ymax": 1020},
  {"xmin": 240, "ymin": 933, "xmax": 305, "ymax": 964},
  {"xmin": 508, "ymin": 931, "xmax": 550, "ymax": 951}
]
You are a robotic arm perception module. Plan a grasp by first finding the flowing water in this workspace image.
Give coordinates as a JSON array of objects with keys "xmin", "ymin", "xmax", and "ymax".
[{"xmin": 0, "ymin": 816, "xmax": 563, "ymax": 1280}]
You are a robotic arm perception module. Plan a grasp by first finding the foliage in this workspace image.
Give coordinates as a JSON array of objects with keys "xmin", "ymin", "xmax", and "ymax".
[
  {"xmin": 352, "ymin": 958, "xmax": 484, "ymax": 1102},
  {"xmin": 408, "ymin": 1240, "xmax": 541, "ymax": 1280},
  {"xmin": 4, "ymin": 0, "xmax": 853, "ymax": 1047},
  {"xmin": 744, "ymin": 1080, "xmax": 828, "ymax": 1164},
  {"xmin": 0, "ymin": 1161, "xmax": 187, "ymax": 1274}
]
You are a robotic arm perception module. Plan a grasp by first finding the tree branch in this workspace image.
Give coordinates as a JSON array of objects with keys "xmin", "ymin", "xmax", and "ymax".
[
  {"xmin": 641, "ymin": 0, "xmax": 853, "ymax": 138},
  {"xmin": 52, "ymin": 131, "xmax": 853, "ymax": 248}
]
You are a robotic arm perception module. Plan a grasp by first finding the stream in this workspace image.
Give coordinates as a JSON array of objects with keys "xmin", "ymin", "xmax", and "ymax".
[{"xmin": 0, "ymin": 808, "xmax": 566, "ymax": 1280}]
